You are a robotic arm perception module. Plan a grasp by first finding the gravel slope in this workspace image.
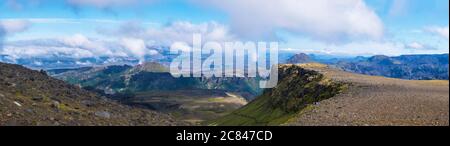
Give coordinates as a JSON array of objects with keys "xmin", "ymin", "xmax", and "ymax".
[{"xmin": 287, "ymin": 64, "xmax": 449, "ymax": 126}]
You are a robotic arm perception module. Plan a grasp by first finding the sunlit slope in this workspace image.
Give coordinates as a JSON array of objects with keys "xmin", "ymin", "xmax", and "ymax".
[
  {"xmin": 211, "ymin": 63, "xmax": 449, "ymax": 126},
  {"xmin": 0, "ymin": 62, "xmax": 184, "ymax": 126},
  {"xmin": 209, "ymin": 64, "xmax": 347, "ymax": 126},
  {"xmin": 289, "ymin": 64, "xmax": 449, "ymax": 126}
]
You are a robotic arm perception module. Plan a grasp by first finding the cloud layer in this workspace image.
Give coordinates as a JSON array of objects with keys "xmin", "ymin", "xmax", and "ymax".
[
  {"xmin": 0, "ymin": 20, "xmax": 32, "ymax": 50},
  {"xmin": 427, "ymin": 26, "xmax": 449, "ymax": 40},
  {"xmin": 197, "ymin": 0, "xmax": 384, "ymax": 42},
  {"xmin": 2, "ymin": 0, "xmax": 447, "ymax": 61},
  {"xmin": 1, "ymin": 20, "xmax": 232, "ymax": 63},
  {"xmin": 1, "ymin": 34, "xmax": 159, "ymax": 64},
  {"xmin": 406, "ymin": 42, "xmax": 425, "ymax": 49},
  {"xmin": 99, "ymin": 21, "xmax": 236, "ymax": 45},
  {"xmin": 120, "ymin": 38, "xmax": 157, "ymax": 64}
]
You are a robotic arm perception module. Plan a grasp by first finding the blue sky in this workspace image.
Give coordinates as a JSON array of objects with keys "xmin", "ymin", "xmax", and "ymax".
[{"xmin": 0, "ymin": 0, "xmax": 448, "ymax": 58}]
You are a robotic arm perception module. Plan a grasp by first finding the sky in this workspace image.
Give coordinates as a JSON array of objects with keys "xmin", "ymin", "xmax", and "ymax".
[{"xmin": 0, "ymin": 0, "xmax": 448, "ymax": 61}]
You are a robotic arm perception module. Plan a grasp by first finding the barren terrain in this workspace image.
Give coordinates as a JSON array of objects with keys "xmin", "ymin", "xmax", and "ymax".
[{"xmin": 287, "ymin": 64, "xmax": 449, "ymax": 126}]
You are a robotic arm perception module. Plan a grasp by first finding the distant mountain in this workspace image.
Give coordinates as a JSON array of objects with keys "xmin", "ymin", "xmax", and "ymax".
[
  {"xmin": 0, "ymin": 62, "xmax": 184, "ymax": 126},
  {"xmin": 0, "ymin": 55, "xmax": 141, "ymax": 70},
  {"xmin": 282, "ymin": 53, "xmax": 369, "ymax": 64},
  {"xmin": 129, "ymin": 62, "xmax": 168, "ymax": 73},
  {"xmin": 335, "ymin": 54, "xmax": 449, "ymax": 80},
  {"xmin": 48, "ymin": 62, "xmax": 263, "ymax": 124},
  {"xmin": 0, "ymin": 45, "xmax": 175, "ymax": 70},
  {"xmin": 49, "ymin": 62, "xmax": 263, "ymax": 100},
  {"xmin": 286, "ymin": 53, "xmax": 312, "ymax": 64}
]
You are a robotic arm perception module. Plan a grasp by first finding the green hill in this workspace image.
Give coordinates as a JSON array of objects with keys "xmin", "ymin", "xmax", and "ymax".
[{"xmin": 209, "ymin": 64, "xmax": 347, "ymax": 126}]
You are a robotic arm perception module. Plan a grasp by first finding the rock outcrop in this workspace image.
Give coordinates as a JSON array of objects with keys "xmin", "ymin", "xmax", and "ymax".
[{"xmin": 210, "ymin": 64, "xmax": 347, "ymax": 126}]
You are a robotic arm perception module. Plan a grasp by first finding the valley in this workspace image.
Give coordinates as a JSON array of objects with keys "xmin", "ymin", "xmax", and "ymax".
[
  {"xmin": 48, "ymin": 62, "xmax": 261, "ymax": 125},
  {"xmin": 1, "ymin": 54, "xmax": 449, "ymax": 126},
  {"xmin": 125, "ymin": 90, "xmax": 247, "ymax": 124}
]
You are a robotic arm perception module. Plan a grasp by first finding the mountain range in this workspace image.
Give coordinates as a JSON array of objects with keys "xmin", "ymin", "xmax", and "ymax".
[
  {"xmin": 48, "ymin": 62, "xmax": 263, "ymax": 100},
  {"xmin": 47, "ymin": 62, "xmax": 263, "ymax": 124},
  {"xmin": 1, "ymin": 52, "xmax": 449, "ymax": 126},
  {"xmin": 286, "ymin": 53, "xmax": 449, "ymax": 80}
]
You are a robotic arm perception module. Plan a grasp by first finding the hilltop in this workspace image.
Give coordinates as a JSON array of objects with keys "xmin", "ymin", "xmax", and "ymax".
[
  {"xmin": 0, "ymin": 62, "xmax": 185, "ymax": 126},
  {"xmin": 288, "ymin": 63, "xmax": 449, "ymax": 126},
  {"xmin": 211, "ymin": 63, "xmax": 449, "ymax": 126},
  {"xmin": 210, "ymin": 64, "xmax": 347, "ymax": 126},
  {"xmin": 286, "ymin": 53, "xmax": 312, "ymax": 64}
]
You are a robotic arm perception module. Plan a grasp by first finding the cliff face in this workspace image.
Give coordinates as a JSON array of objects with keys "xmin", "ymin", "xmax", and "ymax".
[
  {"xmin": 209, "ymin": 64, "xmax": 347, "ymax": 126},
  {"xmin": 268, "ymin": 64, "xmax": 346, "ymax": 112}
]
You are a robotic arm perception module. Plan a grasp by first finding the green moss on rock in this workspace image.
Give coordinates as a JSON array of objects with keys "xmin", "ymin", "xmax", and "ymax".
[{"xmin": 209, "ymin": 64, "xmax": 347, "ymax": 126}]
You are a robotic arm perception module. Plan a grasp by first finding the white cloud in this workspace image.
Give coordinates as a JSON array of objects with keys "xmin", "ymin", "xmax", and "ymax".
[
  {"xmin": 61, "ymin": 34, "xmax": 115, "ymax": 56},
  {"xmin": 0, "ymin": 19, "xmax": 31, "ymax": 34},
  {"xmin": 62, "ymin": 34, "xmax": 91, "ymax": 46},
  {"xmin": 120, "ymin": 38, "xmax": 157, "ymax": 64},
  {"xmin": 1, "ymin": 19, "xmax": 31, "ymax": 50},
  {"xmin": 1, "ymin": 34, "xmax": 159, "ymax": 61},
  {"xmin": 1, "ymin": 45, "xmax": 96, "ymax": 59},
  {"xmin": 196, "ymin": 0, "xmax": 384, "ymax": 42},
  {"xmin": 146, "ymin": 21, "xmax": 235, "ymax": 45},
  {"xmin": 99, "ymin": 21, "xmax": 236, "ymax": 46},
  {"xmin": 292, "ymin": 38, "xmax": 449, "ymax": 56},
  {"xmin": 426, "ymin": 26, "xmax": 449, "ymax": 40},
  {"xmin": 406, "ymin": 42, "xmax": 425, "ymax": 49}
]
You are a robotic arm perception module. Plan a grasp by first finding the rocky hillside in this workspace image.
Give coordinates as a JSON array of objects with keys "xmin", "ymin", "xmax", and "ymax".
[
  {"xmin": 0, "ymin": 62, "xmax": 185, "ymax": 126},
  {"xmin": 209, "ymin": 64, "xmax": 347, "ymax": 126},
  {"xmin": 211, "ymin": 63, "xmax": 449, "ymax": 126},
  {"xmin": 288, "ymin": 63, "xmax": 449, "ymax": 126}
]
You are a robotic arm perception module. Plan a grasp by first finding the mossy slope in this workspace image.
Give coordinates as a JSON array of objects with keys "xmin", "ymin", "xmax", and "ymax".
[{"xmin": 209, "ymin": 64, "xmax": 347, "ymax": 126}]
